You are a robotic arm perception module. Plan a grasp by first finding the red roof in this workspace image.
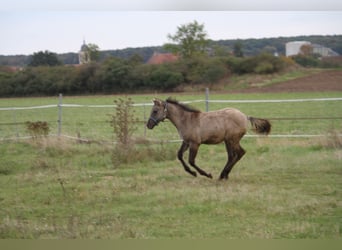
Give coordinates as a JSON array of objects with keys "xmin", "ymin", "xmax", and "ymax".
[{"xmin": 147, "ymin": 52, "xmax": 179, "ymax": 65}]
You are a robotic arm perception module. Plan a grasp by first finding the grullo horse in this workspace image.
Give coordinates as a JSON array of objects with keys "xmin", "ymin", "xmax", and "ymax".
[{"xmin": 146, "ymin": 98, "xmax": 271, "ymax": 180}]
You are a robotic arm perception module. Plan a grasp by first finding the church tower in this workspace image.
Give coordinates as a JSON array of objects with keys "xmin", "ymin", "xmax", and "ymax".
[{"xmin": 78, "ymin": 40, "xmax": 90, "ymax": 64}]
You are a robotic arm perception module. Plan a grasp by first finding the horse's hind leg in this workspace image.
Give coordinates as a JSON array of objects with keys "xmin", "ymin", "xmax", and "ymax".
[
  {"xmin": 178, "ymin": 141, "xmax": 197, "ymax": 177},
  {"xmin": 188, "ymin": 143, "xmax": 213, "ymax": 179},
  {"xmin": 219, "ymin": 140, "xmax": 246, "ymax": 180}
]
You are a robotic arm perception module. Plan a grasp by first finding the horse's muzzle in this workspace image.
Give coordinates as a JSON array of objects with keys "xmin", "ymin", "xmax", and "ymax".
[{"xmin": 146, "ymin": 118, "xmax": 157, "ymax": 129}]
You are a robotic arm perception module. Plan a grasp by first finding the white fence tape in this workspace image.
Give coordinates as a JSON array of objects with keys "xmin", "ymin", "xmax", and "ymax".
[
  {"xmin": 2, "ymin": 133, "xmax": 341, "ymax": 143},
  {"xmin": 0, "ymin": 104, "xmax": 57, "ymax": 111},
  {"xmin": 1, "ymin": 97, "xmax": 342, "ymax": 111},
  {"xmin": 207, "ymin": 97, "xmax": 342, "ymax": 103}
]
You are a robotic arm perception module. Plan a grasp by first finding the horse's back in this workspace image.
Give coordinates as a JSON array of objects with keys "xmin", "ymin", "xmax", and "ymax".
[
  {"xmin": 206, "ymin": 108, "xmax": 247, "ymax": 125},
  {"xmin": 198, "ymin": 108, "xmax": 248, "ymax": 144}
]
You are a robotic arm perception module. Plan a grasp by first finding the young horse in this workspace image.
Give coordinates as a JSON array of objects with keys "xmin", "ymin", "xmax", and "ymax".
[{"xmin": 146, "ymin": 98, "xmax": 271, "ymax": 180}]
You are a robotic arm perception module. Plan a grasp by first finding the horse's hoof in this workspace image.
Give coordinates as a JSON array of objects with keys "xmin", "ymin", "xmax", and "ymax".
[{"xmin": 207, "ymin": 173, "xmax": 213, "ymax": 179}]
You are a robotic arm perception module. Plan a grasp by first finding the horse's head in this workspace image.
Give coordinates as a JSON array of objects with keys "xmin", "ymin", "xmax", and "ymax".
[{"xmin": 146, "ymin": 98, "xmax": 167, "ymax": 129}]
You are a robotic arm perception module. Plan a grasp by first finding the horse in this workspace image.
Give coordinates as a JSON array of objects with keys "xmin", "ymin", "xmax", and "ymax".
[{"xmin": 146, "ymin": 97, "xmax": 271, "ymax": 180}]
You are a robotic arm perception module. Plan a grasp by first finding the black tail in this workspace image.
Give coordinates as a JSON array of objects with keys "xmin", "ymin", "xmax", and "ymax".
[{"xmin": 248, "ymin": 117, "xmax": 271, "ymax": 135}]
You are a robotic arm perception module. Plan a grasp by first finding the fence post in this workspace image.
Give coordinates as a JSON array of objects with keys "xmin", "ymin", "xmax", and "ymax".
[
  {"xmin": 143, "ymin": 104, "xmax": 146, "ymax": 137},
  {"xmin": 58, "ymin": 93, "xmax": 62, "ymax": 137},
  {"xmin": 205, "ymin": 87, "xmax": 209, "ymax": 112},
  {"xmin": 12, "ymin": 108, "xmax": 19, "ymax": 140}
]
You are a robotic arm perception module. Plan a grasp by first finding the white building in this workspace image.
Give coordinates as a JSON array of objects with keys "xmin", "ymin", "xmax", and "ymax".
[
  {"xmin": 312, "ymin": 44, "xmax": 339, "ymax": 57},
  {"xmin": 286, "ymin": 41, "xmax": 339, "ymax": 57},
  {"xmin": 285, "ymin": 41, "xmax": 311, "ymax": 57}
]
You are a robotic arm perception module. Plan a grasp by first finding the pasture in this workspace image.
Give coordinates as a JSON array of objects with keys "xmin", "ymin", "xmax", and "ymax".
[{"xmin": 0, "ymin": 91, "xmax": 341, "ymax": 238}]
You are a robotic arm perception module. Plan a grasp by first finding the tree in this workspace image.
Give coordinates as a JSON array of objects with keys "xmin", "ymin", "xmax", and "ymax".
[
  {"xmin": 97, "ymin": 57, "xmax": 132, "ymax": 91},
  {"xmin": 86, "ymin": 43, "xmax": 100, "ymax": 62},
  {"xmin": 128, "ymin": 53, "xmax": 144, "ymax": 65},
  {"xmin": 164, "ymin": 20, "xmax": 209, "ymax": 58},
  {"xmin": 80, "ymin": 43, "xmax": 100, "ymax": 64},
  {"xmin": 300, "ymin": 44, "xmax": 313, "ymax": 56},
  {"xmin": 147, "ymin": 65, "xmax": 184, "ymax": 90},
  {"xmin": 233, "ymin": 41, "xmax": 244, "ymax": 57},
  {"xmin": 28, "ymin": 50, "xmax": 62, "ymax": 67}
]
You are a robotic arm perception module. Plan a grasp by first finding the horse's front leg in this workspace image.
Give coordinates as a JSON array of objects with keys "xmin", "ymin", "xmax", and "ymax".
[
  {"xmin": 189, "ymin": 143, "xmax": 213, "ymax": 179},
  {"xmin": 178, "ymin": 141, "xmax": 197, "ymax": 177}
]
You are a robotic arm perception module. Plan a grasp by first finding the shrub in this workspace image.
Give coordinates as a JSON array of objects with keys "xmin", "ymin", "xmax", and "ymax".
[
  {"xmin": 254, "ymin": 61, "xmax": 274, "ymax": 74},
  {"xmin": 109, "ymin": 97, "xmax": 138, "ymax": 167},
  {"xmin": 200, "ymin": 58, "xmax": 228, "ymax": 83},
  {"xmin": 178, "ymin": 56, "xmax": 228, "ymax": 84},
  {"xmin": 109, "ymin": 97, "xmax": 137, "ymax": 147},
  {"xmin": 292, "ymin": 55, "xmax": 320, "ymax": 67},
  {"xmin": 109, "ymin": 97, "xmax": 177, "ymax": 167},
  {"xmin": 147, "ymin": 65, "xmax": 184, "ymax": 90},
  {"xmin": 25, "ymin": 121, "xmax": 50, "ymax": 139},
  {"xmin": 227, "ymin": 53, "xmax": 285, "ymax": 74}
]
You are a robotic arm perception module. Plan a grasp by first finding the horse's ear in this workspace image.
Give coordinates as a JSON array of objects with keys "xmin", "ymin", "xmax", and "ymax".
[{"xmin": 153, "ymin": 98, "xmax": 163, "ymax": 106}]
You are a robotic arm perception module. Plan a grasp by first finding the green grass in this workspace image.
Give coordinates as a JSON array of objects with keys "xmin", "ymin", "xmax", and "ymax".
[
  {"xmin": 0, "ymin": 136, "xmax": 341, "ymax": 239},
  {"xmin": 0, "ymin": 90, "xmax": 341, "ymax": 238}
]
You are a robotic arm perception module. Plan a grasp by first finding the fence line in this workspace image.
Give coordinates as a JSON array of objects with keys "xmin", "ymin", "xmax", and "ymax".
[
  {"xmin": 1, "ymin": 93, "xmax": 342, "ymax": 141},
  {"xmin": 1, "ymin": 133, "xmax": 342, "ymax": 143},
  {"xmin": 207, "ymin": 97, "xmax": 342, "ymax": 104},
  {"xmin": 268, "ymin": 117, "xmax": 342, "ymax": 121},
  {"xmin": 0, "ymin": 104, "xmax": 57, "ymax": 111},
  {"xmin": 1, "ymin": 97, "xmax": 342, "ymax": 111}
]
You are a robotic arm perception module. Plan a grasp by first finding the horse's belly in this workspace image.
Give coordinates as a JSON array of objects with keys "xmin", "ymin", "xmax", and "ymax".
[
  {"xmin": 201, "ymin": 130, "xmax": 225, "ymax": 144},
  {"xmin": 202, "ymin": 137, "xmax": 223, "ymax": 144}
]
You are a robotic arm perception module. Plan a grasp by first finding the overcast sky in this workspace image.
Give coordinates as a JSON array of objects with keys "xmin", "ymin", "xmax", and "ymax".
[{"xmin": 1, "ymin": 1, "xmax": 341, "ymax": 55}]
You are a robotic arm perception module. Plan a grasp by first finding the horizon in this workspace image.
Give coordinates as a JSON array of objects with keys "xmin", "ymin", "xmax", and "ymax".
[{"xmin": 1, "ymin": 33, "xmax": 341, "ymax": 57}]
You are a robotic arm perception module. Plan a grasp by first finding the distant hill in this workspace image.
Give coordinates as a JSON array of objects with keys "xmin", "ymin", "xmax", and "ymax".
[{"xmin": 1, "ymin": 35, "xmax": 341, "ymax": 67}]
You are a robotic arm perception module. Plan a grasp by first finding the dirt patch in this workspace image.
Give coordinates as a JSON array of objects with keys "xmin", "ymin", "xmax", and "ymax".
[{"xmin": 236, "ymin": 70, "xmax": 342, "ymax": 93}]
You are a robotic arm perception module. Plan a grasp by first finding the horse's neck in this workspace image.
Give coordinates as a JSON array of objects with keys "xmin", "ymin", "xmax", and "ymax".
[{"xmin": 166, "ymin": 104, "xmax": 191, "ymax": 132}]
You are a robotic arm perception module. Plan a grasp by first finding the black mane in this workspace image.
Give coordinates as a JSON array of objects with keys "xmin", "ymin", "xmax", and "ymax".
[{"xmin": 166, "ymin": 97, "xmax": 201, "ymax": 113}]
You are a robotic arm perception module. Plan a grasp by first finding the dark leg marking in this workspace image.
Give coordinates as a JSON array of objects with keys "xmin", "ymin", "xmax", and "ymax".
[
  {"xmin": 188, "ymin": 143, "xmax": 213, "ymax": 179},
  {"xmin": 177, "ymin": 141, "xmax": 197, "ymax": 177}
]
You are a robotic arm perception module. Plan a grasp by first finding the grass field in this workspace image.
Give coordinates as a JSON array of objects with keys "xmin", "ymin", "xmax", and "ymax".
[{"xmin": 0, "ymin": 91, "xmax": 341, "ymax": 238}]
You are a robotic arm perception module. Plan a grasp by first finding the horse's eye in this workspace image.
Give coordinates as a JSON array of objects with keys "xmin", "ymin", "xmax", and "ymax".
[{"xmin": 153, "ymin": 110, "xmax": 157, "ymax": 114}]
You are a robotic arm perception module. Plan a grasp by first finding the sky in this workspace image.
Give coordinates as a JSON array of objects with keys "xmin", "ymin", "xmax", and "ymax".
[{"xmin": 1, "ymin": 1, "xmax": 342, "ymax": 55}]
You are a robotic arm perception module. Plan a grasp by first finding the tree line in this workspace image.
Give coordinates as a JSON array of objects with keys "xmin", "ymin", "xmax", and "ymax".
[
  {"xmin": 0, "ymin": 53, "xmax": 291, "ymax": 97},
  {"xmin": 0, "ymin": 49, "xmax": 340, "ymax": 97}
]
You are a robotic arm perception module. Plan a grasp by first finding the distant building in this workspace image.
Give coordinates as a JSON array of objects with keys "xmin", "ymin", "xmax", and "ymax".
[
  {"xmin": 78, "ymin": 40, "xmax": 90, "ymax": 64},
  {"xmin": 312, "ymin": 44, "xmax": 339, "ymax": 57},
  {"xmin": 286, "ymin": 41, "xmax": 339, "ymax": 57},
  {"xmin": 147, "ymin": 52, "xmax": 179, "ymax": 64},
  {"xmin": 285, "ymin": 41, "xmax": 311, "ymax": 57}
]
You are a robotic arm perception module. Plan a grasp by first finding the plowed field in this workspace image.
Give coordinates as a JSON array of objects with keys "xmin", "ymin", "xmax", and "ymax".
[{"xmin": 241, "ymin": 70, "xmax": 342, "ymax": 93}]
